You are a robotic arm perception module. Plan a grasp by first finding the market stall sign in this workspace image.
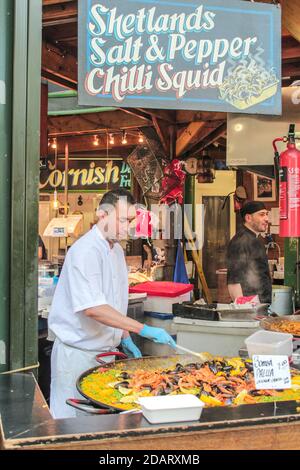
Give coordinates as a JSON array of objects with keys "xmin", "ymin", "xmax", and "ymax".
[
  {"xmin": 78, "ymin": 0, "xmax": 281, "ymax": 115},
  {"xmin": 39, "ymin": 157, "xmax": 131, "ymax": 192},
  {"xmin": 253, "ymin": 355, "xmax": 291, "ymax": 390}
]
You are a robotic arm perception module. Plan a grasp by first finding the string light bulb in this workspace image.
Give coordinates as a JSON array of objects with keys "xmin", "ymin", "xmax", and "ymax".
[
  {"xmin": 122, "ymin": 130, "xmax": 127, "ymax": 145},
  {"xmin": 138, "ymin": 132, "xmax": 144, "ymax": 143},
  {"xmin": 93, "ymin": 135, "xmax": 100, "ymax": 146},
  {"xmin": 109, "ymin": 133, "xmax": 114, "ymax": 145},
  {"xmin": 53, "ymin": 189, "xmax": 59, "ymax": 210},
  {"xmin": 51, "ymin": 138, "xmax": 57, "ymax": 149}
]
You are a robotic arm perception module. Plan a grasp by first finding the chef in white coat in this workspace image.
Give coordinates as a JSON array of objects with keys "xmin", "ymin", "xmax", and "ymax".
[{"xmin": 48, "ymin": 189, "xmax": 176, "ymax": 419}]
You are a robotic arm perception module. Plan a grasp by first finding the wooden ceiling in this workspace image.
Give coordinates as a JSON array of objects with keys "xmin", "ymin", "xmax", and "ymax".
[{"xmin": 42, "ymin": 0, "xmax": 300, "ymax": 159}]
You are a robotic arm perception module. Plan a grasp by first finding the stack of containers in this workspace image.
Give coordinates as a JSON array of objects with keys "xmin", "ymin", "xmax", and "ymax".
[{"xmin": 129, "ymin": 281, "xmax": 194, "ymax": 356}]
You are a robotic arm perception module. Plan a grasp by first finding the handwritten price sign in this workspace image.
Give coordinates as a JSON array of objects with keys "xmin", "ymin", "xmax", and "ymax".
[{"xmin": 253, "ymin": 355, "xmax": 291, "ymax": 390}]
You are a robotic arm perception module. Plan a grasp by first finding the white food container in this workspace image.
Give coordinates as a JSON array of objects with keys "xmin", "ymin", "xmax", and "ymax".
[
  {"xmin": 143, "ymin": 292, "xmax": 191, "ymax": 314},
  {"xmin": 138, "ymin": 394, "xmax": 204, "ymax": 424},
  {"xmin": 245, "ymin": 330, "xmax": 293, "ymax": 358}
]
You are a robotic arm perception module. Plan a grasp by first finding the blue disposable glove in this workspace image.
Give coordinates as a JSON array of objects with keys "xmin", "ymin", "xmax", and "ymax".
[
  {"xmin": 121, "ymin": 336, "xmax": 142, "ymax": 358},
  {"xmin": 139, "ymin": 324, "xmax": 176, "ymax": 349}
]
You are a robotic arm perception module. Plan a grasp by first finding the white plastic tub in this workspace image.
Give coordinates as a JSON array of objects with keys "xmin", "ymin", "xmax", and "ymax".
[
  {"xmin": 138, "ymin": 394, "xmax": 204, "ymax": 424},
  {"xmin": 143, "ymin": 292, "xmax": 191, "ymax": 314},
  {"xmin": 245, "ymin": 330, "xmax": 293, "ymax": 358}
]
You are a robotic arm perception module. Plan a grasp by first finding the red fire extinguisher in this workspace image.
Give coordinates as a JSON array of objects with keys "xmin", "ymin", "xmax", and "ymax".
[{"xmin": 274, "ymin": 124, "xmax": 300, "ymax": 237}]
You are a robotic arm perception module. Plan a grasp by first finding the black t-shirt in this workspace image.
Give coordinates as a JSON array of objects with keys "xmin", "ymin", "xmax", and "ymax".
[{"xmin": 226, "ymin": 226, "xmax": 272, "ymax": 304}]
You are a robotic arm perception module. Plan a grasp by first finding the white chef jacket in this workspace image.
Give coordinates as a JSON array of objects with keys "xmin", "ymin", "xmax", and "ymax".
[
  {"xmin": 48, "ymin": 224, "xmax": 129, "ymax": 351},
  {"xmin": 49, "ymin": 225, "xmax": 129, "ymax": 419}
]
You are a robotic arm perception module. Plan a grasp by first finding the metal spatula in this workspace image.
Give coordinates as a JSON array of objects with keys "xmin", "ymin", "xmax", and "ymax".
[{"xmin": 175, "ymin": 344, "xmax": 206, "ymax": 359}]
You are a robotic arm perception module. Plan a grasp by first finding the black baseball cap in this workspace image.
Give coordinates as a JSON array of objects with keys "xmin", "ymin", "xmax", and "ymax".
[{"xmin": 240, "ymin": 201, "xmax": 267, "ymax": 219}]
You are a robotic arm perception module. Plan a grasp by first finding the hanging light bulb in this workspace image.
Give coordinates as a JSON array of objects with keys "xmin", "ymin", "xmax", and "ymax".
[
  {"xmin": 51, "ymin": 138, "xmax": 57, "ymax": 149},
  {"xmin": 122, "ymin": 130, "xmax": 127, "ymax": 144},
  {"xmin": 109, "ymin": 133, "xmax": 114, "ymax": 145},
  {"xmin": 93, "ymin": 135, "xmax": 100, "ymax": 146},
  {"xmin": 138, "ymin": 132, "xmax": 144, "ymax": 143},
  {"xmin": 53, "ymin": 189, "xmax": 59, "ymax": 210}
]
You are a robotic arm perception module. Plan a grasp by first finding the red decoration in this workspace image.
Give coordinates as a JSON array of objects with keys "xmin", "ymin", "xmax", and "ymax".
[
  {"xmin": 160, "ymin": 159, "xmax": 186, "ymax": 205},
  {"xmin": 135, "ymin": 208, "xmax": 152, "ymax": 237}
]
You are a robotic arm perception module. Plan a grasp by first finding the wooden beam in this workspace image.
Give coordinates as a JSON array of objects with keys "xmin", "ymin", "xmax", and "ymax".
[
  {"xmin": 282, "ymin": 0, "xmax": 300, "ymax": 43},
  {"xmin": 121, "ymin": 108, "xmax": 152, "ymax": 123},
  {"xmin": 48, "ymin": 111, "xmax": 151, "ymax": 134},
  {"xmin": 176, "ymin": 122, "xmax": 206, "ymax": 157},
  {"xmin": 152, "ymin": 117, "xmax": 170, "ymax": 156},
  {"xmin": 42, "ymin": 40, "xmax": 77, "ymax": 88},
  {"xmin": 176, "ymin": 110, "xmax": 226, "ymax": 124},
  {"xmin": 182, "ymin": 122, "xmax": 227, "ymax": 158},
  {"xmin": 202, "ymin": 146, "xmax": 226, "ymax": 159},
  {"xmin": 282, "ymin": 36, "xmax": 300, "ymax": 61},
  {"xmin": 42, "ymin": 0, "xmax": 77, "ymax": 27},
  {"xmin": 282, "ymin": 62, "xmax": 300, "ymax": 78},
  {"xmin": 196, "ymin": 122, "xmax": 227, "ymax": 154},
  {"xmin": 43, "ymin": 0, "xmax": 74, "ymax": 5},
  {"xmin": 42, "ymin": 70, "xmax": 77, "ymax": 90},
  {"xmin": 42, "ymin": 22, "xmax": 77, "ymax": 45},
  {"xmin": 139, "ymin": 108, "xmax": 176, "ymax": 124}
]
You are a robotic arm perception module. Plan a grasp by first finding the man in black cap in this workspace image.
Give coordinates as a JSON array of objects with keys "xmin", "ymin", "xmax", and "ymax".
[{"xmin": 226, "ymin": 201, "xmax": 272, "ymax": 304}]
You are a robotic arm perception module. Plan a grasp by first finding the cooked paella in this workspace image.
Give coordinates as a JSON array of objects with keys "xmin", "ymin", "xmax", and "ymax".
[
  {"xmin": 261, "ymin": 316, "xmax": 300, "ymax": 336},
  {"xmin": 80, "ymin": 356, "xmax": 300, "ymax": 411}
]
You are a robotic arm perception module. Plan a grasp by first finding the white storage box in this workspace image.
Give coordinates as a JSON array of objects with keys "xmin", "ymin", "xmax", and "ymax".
[
  {"xmin": 245, "ymin": 330, "xmax": 293, "ymax": 358},
  {"xmin": 138, "ymin": 394, "xmax": 204, "ymax": 424},
  {"xmin": 129, "ymin": 282, "xmax": 193, "ymax": 314},
  {"xmin": 143, "ymin": 293, "xmax": 191, "ymax": 314}
]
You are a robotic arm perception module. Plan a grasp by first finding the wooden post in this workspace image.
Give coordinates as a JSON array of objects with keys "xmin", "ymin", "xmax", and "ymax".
[{"xmin": 184, "ymin": 212, "xmax": 212, "ymax": 304}]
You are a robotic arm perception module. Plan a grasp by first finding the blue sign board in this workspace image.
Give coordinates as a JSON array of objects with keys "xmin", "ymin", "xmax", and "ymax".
[{"xmin": 78, "ymin": 0, "xmax": 282, "ymax": 114}]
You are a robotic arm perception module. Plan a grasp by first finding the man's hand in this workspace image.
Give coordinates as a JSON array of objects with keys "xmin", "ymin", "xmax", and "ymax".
[
  {"xmin": 228, "ymin": 283, "xmax": 243, "ymax": 301},
  {"xmin": 139, "ymin": 324, "xmax": 176, "ymax": 348},
  {"xmin": 121, "ymin": 336, "xmax": 142, "ymax": 358}
]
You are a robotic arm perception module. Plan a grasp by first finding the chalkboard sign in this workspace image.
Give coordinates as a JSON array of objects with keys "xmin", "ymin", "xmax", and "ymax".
[{"xmin": 78, "ymin": 0, "xmax": 281, "ymax": 115}]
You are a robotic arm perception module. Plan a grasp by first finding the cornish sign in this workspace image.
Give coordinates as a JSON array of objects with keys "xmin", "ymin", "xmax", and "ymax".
[
  {"xmin": 78, "ymin": 0, "xmax": 281, "ymax": 114},
  {"xmin": 39, "ymin": 157, "xmax": 131, "ymax": 192}
]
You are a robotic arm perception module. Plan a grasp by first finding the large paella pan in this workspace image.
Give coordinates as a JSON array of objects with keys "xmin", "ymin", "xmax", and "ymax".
[
  {"xmin": 260, "ymin": 315, "xmax": 300, "ymax": 338},
  {"xmin": 76, "ymin": 353, "xmax": 300, "ymax": 412}
]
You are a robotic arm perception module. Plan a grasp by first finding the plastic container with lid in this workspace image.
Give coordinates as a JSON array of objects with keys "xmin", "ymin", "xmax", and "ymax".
[
  {"xmin": 245, "ymin": 330, "xmax": 293, "ymax": 358},
  {"xmin": 138, "ymin": 394, "xmax": 204, "ymax": 424},
  {"xmin": 129, "ymin": 281, "xmax": 193, "ymax": 314}
]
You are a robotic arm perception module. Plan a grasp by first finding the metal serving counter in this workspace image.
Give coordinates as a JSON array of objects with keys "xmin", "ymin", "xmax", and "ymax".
[{"xmin": 1, "ymin": 373, "xmax": 300, "ymax": 450}]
